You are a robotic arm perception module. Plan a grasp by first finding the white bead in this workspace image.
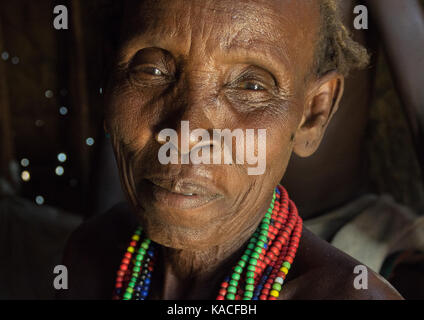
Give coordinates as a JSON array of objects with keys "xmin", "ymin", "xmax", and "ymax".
[{"xmin": 275, "ymin": 277, "xmax": 284, "ymax": 285}]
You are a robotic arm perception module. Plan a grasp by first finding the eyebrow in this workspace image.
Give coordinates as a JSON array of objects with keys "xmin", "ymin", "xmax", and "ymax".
[{"xmin": 219, "ymin": 39, "xmax": 291, "ymax": 76}]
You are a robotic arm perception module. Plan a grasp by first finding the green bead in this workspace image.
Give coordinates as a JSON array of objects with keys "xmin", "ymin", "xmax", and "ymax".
[
  {"xmin": 262, "ymin": 218, "xmax": 270, "ymax": 225},
  {"xmin": 246, "ymin": 271, "xmax": 255, "ymax": 278},
  {"xmin": 138, "ymin": 248, "xmax": 146, "ymax": 255},
  {"xmin": 229, "ymin": 280, "xmax": 238, "ymax": 287},
  {"xmin": 254, "ymin": 247, "xmax": 262, "ymax": 254},
  {"xmin": 238, "ymin": 260, "xmax": 246, "ymax": 268},
  {"xmin": 241, "ymin": 254, "xmax": 249, "ymax": 262},
  {"xmin": 227, "ymin": 286, "xmax": 237, "ymax": 294},
  {"xmin": 126, "ymin": 287, "xmax": 134, "ymax": 293},
  {"xmin": 246, "ymin": 277, "xmax": 255, "ymax": 284},
  {"xmin": 260, "ymin": 230, "xmax": 268, "ymax": 237},
  {"xmin": 249, "ymin": 258, "xmax": 258, "ymax": 266},
  {"xmin": 247, "ymin": 265, "xmax": 256, "ymax": 272},
  {"xmin": 245, "ymin": 284, "xmax": 254, "ymax": 292},
  {"xmin": 226, "ymin": 293, "xmax": 235, "ymax": 300},
  {"xmin": 260, "ymin": 223, "xmax": 269, "ymax": 230},
  {"xmin": 123, "ymin": 292, "xmax": 132, "ymax": 300},
  {"xmin": 131, "ymin": 276, "xmax": 138, "ymax": 282},
  {"xmin": 259, "ymin": 235, "xmax": 268, "ymax": 242},
  {"xmin": 232, "ymin": 273, "xmax": 241, "ymax": 281},
  {"xmin": 133, "ymin": 266, "xmax": 140, "ymax": 273},
  {"xmin": 141, "ymin": 242, "xmax": 149, "ymax": 249},
  {"xmin": 135, "ymin": 261, "xmax": 141, "ymax": 267},
  {"xmin": 272, "ymin": 283, "xmax": 282, "ymax": 291},
  {"xmin": 257, "ymin": 241, "xmax": 264, "ymax": 248},
  {"xmin": 265, "ymin": 213, "xmax": 272, "ymax": 219},
  {"xmin": 244, "ymin": 291, "xmax": 253, "ymax": 299},
  {"xmin": 128, "ymin": 281, "xmax": 135, "ymax": 288},
  {"xmin": 135, "ymin": 254, "xmax": 144, "ymax": 261},
  {"xmin": 245, "ymin": 249, "xmax": 252, "ymax": 256},
  {"xmin": 251, "ymin": 252, "xmax": 260, "ymax": 259},
  {"xmin": 283, "ymin": 261, "xmax": 291, "ymax": 270},
  {"xmin": 247, "ymin": 243, "xmax": 255, "ymax": 250},
  {"xmin": 234, "ymin": 266, "xmax": 243, "ymax": 274}
]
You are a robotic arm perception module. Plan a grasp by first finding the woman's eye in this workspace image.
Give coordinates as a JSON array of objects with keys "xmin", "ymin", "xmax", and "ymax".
[
  {"xmin": 142, "ymin": 67, "xmax": 164, "ymax": 76},
  {"xmin": 239, "ymin": 81, "xmax": 265, "ymax": 91}
]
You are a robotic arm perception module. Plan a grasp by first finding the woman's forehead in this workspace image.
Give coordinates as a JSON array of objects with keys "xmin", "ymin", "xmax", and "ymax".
[{"xmin": 120, "ymin": 0, "xmax": 320, "ymax": 73}]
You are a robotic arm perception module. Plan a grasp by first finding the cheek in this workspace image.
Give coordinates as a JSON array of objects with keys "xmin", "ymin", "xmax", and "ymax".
[
  {"xmin": 262, "ymin": 105, "xmax": 302, "ymax": 179},
  {"xmin": 105, "ymin": 83, "xmax": 158, "ymax": 152}
]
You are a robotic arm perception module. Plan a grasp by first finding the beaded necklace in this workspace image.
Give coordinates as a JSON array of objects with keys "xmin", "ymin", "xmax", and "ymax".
[{"xmin": 113, "ymin": 185, "xmax": 302, "ymax": 300}]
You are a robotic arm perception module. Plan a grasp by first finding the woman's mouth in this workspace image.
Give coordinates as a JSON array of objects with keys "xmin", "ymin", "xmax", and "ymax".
[{"xmin": 141, "ymin": 176, "xmax": 223, "ymax": 210}]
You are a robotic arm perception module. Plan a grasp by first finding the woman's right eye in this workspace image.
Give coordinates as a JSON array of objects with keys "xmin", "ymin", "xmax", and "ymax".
[
  {"xmin": 141, "ymin": 66, "xmax": 164, "ymax": 76},
  {"xmin": 127, "ymin": 65, "xmax": 172, "ymax": 86},
  {"xmin": 131, "ymin": 66, "xmax": 165, "ymax": 77}
]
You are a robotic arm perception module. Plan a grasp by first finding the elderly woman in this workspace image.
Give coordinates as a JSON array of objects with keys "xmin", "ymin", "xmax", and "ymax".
[{"xmin": 62, "ymin": 0, "xmax": 402, "ymax": 300}]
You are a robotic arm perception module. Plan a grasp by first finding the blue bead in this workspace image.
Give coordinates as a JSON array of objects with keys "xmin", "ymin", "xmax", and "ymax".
[
  {"xmin": 141, "ymin": 290, "xmax": 149, "ymax": 298},
  {"xmin": 263, "ymin": 243, "xmax": 268, "ymax": 249},
  {"xmin": 144, "ymin": 278, "xmax": 151, "ymax": 285},
  {"xmin": 135, "ymin": 285, "xmax": 142, "ymax": 291}
]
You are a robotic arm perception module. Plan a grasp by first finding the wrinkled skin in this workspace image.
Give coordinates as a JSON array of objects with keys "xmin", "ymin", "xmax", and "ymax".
[{"xmin": 62, "ymin": 0, "xmax": 402, "ymax": 300}]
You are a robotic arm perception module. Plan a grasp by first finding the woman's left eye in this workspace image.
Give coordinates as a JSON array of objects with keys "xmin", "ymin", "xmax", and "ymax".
[{"xmin": 239, "ymin": 81, "xmax": 265, "ymax": 91}]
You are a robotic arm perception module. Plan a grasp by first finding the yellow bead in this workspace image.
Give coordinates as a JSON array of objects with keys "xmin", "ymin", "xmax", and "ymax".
[
  {"xmin": 270, "ymin": 290, "xmax": 279, "ymax": 298},
  {"xmin": 127, "ymin": 247, "xmax": 135, "ymax": 253},
  {"xmin": 132, "ymin": 235, "xmax": 140, "ymax": 241},
  {"xmin": 280, "ymin": 267, "xmax": 289, "ymax": 274}
]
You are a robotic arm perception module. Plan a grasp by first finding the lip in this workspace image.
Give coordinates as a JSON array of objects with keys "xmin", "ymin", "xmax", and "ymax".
[{"xmin": 141, "ymin": 175, "xmax": 223, "ymax": 210}]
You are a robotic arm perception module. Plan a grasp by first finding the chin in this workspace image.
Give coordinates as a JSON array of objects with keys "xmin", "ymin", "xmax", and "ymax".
[{"xmin": 136, "ymin": 209, "xmax": 228, "ymax": 250}]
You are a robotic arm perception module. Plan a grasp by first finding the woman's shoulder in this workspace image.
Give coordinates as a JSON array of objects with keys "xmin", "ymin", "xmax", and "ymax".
[
  {"xmin": 59, "ymin": 202, "xmax": 137, "ymax": 299},
  {"xmin": 283, "ymin": 228, "xmax": 403, "ymax": 300}
]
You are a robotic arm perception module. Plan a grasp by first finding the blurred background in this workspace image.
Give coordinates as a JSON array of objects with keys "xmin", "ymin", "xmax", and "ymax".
[{"xmin": 0, "ymin": 0, "xmax": 423, "ymax": 299}]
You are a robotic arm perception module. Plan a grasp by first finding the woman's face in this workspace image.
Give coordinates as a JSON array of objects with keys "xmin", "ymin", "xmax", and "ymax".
[{"xmin": 105, "ymin": 0, "xmax": 325, "ymax": 249}]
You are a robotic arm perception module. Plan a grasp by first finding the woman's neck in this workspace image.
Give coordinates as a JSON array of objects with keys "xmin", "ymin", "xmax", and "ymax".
[
  {"xmin": 149, "ymin": 190, "xmax": 274, "ymax": 299},
  {"xmin": 153, "ymin": 227, "xmax": 253, "ymax": 300}
]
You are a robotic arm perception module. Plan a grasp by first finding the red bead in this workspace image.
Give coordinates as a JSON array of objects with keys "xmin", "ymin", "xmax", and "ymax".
[
  {"xmin": 120, "ymin": 264, "xmax": 128, "ymax": 271},
  {"xmin": 262, "ymin": 288, "xmax": 270, "ymax": 295},
  {"xmin": 219, "ymin": 289, "xmax": 227, "ymax": 296},
  {"xmin": 271, "ymin": 247, "xmax": 280, "ymax": 255},
  {"xmin": 217, "ymin": 296, "xmax": 225, "ymax": 300},
  {"xmin": 259, "ymin": 294, "xmax": 267, "ymax": 300},
  {"xmin": 221, "ymin": 282, "xmax": 229, "ymax": 288}
]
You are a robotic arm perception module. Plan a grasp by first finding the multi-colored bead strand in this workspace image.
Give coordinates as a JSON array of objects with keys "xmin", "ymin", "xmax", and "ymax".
[
  {"xmin": 215, "ymin": 185, "xmax": 302, "ymax": 300},
  {"xmin": 113, "ymin": 185, "xmax": 303, "ymax": 300},
  {"xmin": 113, "ymin": 228, "xmax": 156, "ymax": 300}
]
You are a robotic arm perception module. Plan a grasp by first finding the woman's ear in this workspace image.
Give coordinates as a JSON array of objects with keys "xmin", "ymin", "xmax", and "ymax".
[{"xmin": 293, "ymin": 71, "xmax": 344, "ymax": 158}]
